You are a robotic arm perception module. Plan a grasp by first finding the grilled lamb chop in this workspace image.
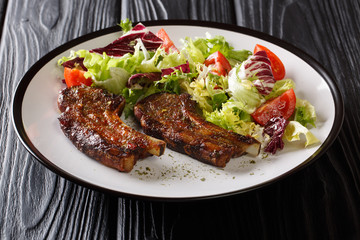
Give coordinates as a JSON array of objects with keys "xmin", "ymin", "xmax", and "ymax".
[
  {"xmin": 58, "ymin": 86, "xmax": 166, "ymax": 172},
  {"xmin": 134, "ymin": 92, "xmax": 261, "ymax": 167}
]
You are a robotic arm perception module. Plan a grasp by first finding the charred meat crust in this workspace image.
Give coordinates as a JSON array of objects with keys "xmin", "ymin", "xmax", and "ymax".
[
  {"xmin": 134, "ymin": 92, "xmax": 261, "ymax": 168},
  {"xmin": 58, "ymin": 86, "xmax": 166, "ymax": 172}
]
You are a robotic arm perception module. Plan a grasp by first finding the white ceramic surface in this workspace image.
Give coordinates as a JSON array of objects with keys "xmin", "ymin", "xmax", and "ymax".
[{"xmin": 12, "ymin": 22, "xmax": 341, "ymax": 200}]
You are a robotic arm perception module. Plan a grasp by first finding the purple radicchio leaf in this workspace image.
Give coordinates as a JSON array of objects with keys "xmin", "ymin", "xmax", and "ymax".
[
  {"xmin": 90, "ymin": 23, "xmax": 163, "ymax": 57},
  {"xmin": 243, "ymin": 50, "xmax": 275, "ymax": 95},
  {"xmin": 263, "ymin": 116, "xmax": 289, "ymax": 154},
  {"xmin": 127, "ymin": 72, "xmax": 162, "ymax": 88},
  {"xmin": 161, "ymin": 62, "xmax": 190, "ymax": 76},
  {"xmin": 61, "ymin": 57, "xmax": 87, "ymax": 71}
]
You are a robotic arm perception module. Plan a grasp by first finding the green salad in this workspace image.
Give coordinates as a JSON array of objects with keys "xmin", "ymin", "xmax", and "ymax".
[{"xmin": 58, "ymin": 19, "xmax": 320, "ymax": 155}]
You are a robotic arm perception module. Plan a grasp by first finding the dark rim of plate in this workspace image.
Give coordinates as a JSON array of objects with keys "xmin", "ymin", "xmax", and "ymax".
[{"xmin": 11, "ymin": 20, "xmax": 344, "ymax": 202}]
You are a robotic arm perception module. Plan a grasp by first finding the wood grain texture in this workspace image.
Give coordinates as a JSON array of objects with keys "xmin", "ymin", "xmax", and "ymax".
[
  {"xmin": 119, "ymin": 0, "xmax": 360, "ymax": 239},
  {"xmin": 0, "ymin": 0, "xmax": 121, "ymax": 239},
  {"xmin": 121, "ymin": 0, "xmax": 236, "ymax": 23},
  {"xmin": 1, "ymin": 0, "xmax": 359, "ymax": 239}
]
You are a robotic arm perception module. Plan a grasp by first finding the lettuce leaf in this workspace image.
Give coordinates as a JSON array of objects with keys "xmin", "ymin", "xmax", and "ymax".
[
  {"xmin": 264, "ymin": 78, "xmax": 296, "ymax": 100},
  {"xmin": 181, "ymin": 37, "xmax": 205, "ymax": 64},
  {"xmin": 284, "ymin": 121, "xmax": 320, "ymax": 147},
  {"xmin": 294, "ymin": 98, "xmax": 317, "ymax": 127},
  {"xmin": 205, "ymin": 102, "xmax": 266, "ymax": 143},
  {"xmin": 58, "ymin": 39, "xmax": 187, "ymax": 94},
  {"xmin": 119, "ymin": 18, "xmax": 133, "ymax": 34},
  {"xmin": 93, "ymin": 67, "xmax": 130, "ymax": 95},
  {"xmin": 227, "ymin": 65, "xmax": 265, "ymax": 114},
  {"xmin": 121, "ymin": 88, "xmax": 146, "ymax": 118},
  {"xmin": 181, "ymin": 64, "xmax": 228, "ymax": 113},
  {"xmin": 156, "ymin": 69, "xmax": 195, "ymax": 94},
  {"xmin": 182, "ymin": 33, "xmax": 252, "ymax": 65},
  {"xmin": 58, "ymin": 49, "xmax": 143, "ymax": 80}
]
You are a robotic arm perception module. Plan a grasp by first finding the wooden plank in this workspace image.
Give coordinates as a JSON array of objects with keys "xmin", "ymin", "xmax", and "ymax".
[
  {"xmin": 0, "ymin": 0, "xmax": 8, "ymax": 40},
  {"xmin": 0, "ymin": 0, "xmax": 120, "ymax": 239},
  {"xmin": 121, "ymin": 0, "xmax": 236, "ymax": 23},
  {"xmin": 118, "ymin": 0, "xmax": 360, "ymax": 239},
  {"xmin": 0, "ymin": 0, "xmax": 359, "ymax": 239}
]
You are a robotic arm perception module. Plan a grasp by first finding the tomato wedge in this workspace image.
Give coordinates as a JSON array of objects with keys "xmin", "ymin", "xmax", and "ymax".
[
  {"xmin": 204, "ymin": 51, "xmax": 232, "ymax": 76},
  {"xmin": 254, "ymin": 44, "xmax": 285, "ymax": 80},
  {"xmin": 64, "ymin": 67, "xmax": 92, "ymax": 87},
  {"xmin": 156, "ymin": 28, "xmax": 178, "ymax": 53},
  {"xmin": 251, "ymin": 88, "xmax": 296, "ymax": 126}
]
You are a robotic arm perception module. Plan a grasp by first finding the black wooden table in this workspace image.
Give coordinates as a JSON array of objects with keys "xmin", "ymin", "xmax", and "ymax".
[{"xmin": 1, "ymin": 0, "xmax": 359, "ymax": 239}]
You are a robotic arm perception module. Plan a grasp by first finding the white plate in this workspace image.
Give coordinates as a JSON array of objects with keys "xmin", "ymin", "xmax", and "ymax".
[{"xmin": 12, "ymin": 20, "xmax": 343, "ymax": 201}]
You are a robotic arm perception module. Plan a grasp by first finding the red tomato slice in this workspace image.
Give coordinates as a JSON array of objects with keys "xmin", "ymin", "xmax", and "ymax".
[
  {"xmin": 251, "ymin": 89, "xmax": 296, "ymax": 126},
  {"xmin": 254, "ymin": 44, "xmax": 285, "ymax": 80},
  {"xmin": 156, "ymin": 28, "xmax": 178, "ymax": 53},
  {"xmin": 204, "ymin": 51, "xmax": 232, "ymax": 76},
  {"xmin": 64, "ymin": 67, "xmax": 92, "ymax": 87}
]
